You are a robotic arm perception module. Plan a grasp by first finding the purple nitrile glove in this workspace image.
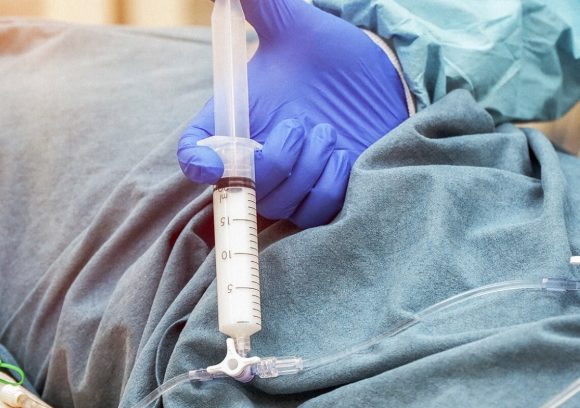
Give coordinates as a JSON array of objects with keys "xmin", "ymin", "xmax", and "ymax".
[{"xmin": 178, "ymin": 0, "xmax": 408, "ymax": 229}]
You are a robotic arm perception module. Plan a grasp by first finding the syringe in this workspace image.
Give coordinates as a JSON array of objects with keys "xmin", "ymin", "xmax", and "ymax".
[{"xmin": 198, "ymin": 0, "xmax": 262, "ymax": 357}]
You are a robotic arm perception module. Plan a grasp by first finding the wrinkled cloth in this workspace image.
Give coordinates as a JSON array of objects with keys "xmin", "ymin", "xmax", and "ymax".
[
  {"xmin": 314, "ymin": 0, "xmax": 580, "ymax": 124},
  {"xmin": 1, "ymin": 20, "xmax": 580, "ymax": 408}
]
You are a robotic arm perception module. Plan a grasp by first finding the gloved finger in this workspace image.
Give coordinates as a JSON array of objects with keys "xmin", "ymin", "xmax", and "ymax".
[
  {"xmin": 254, "ymin": 118, "xmax": 306, "ymax": 200},
  {"xmin": 258, "ymin": 124, "xmax": 337, "ymax": 220},
  {"xmin": 240, "ymin": 0, "xmax": 308, "ymax": 38},
  {"xmin": 289, "ymin": 149, "xmax": 355, "ymax": 229},
  {"xmin": 177, "ymin": 99, "xmax": 224, "ymax": 185}
]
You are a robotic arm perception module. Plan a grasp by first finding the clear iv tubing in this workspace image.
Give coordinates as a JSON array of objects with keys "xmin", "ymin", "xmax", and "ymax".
[
  {"xmin": 540, "ymin": 377, "xmax": 580, "ymax": 408},
  {"xmin": 129, "ymin": 277, "xmax": 580, "ymax": 408},
  {"xmin": 129, "ymin": 370, "xmax": 217, "ymax": 408},
  {"xmin": 303, "ymin": 277, "xmax": 579, "ymax": 370}
]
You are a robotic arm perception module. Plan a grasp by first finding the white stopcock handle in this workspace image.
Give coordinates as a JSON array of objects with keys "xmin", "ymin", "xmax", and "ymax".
[{"xmin": 207, "ymin": 338, "xmax": 260, "ymax": 382}]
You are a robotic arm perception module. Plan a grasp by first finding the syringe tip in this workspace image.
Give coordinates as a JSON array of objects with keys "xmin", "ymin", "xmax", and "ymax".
[{"xmin": 235, "ymin": 336, "xmax": 252, "ymax": 357}]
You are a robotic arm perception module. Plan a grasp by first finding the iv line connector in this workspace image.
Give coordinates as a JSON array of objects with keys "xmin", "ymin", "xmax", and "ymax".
[{"xmin": 206, "ymin": 338, "xmax": 304, "ymax": 383}]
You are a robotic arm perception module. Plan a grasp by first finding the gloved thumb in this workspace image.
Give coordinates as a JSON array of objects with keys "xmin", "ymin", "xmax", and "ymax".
[
  {"xmin": 177, "ymin": 99, "xmax": 224, "ymax": 184},
  {"xmin": 240, "ymin": 0, "xmax": 309, "ymax": 38}
]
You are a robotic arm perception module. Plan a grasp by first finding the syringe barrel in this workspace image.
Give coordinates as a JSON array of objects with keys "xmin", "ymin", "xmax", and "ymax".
[{"xmin": 198, "ymin": 136, "xmax": 263, "ymax": 342}]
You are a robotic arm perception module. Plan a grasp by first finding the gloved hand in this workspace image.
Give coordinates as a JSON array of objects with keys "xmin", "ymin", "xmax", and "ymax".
[{"xmin": 178, "ymin": 0, "xmax": 408, "ymax": 229}]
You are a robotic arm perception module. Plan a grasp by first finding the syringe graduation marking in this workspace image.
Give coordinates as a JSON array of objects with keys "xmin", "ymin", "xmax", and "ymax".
[
  {"xmin": 236, "ymin": 286, "xmax": 260, "ymax": 291},
  {"xmin": 234, "ymin": 252, "xmax": 258, "ymax": 258}
]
